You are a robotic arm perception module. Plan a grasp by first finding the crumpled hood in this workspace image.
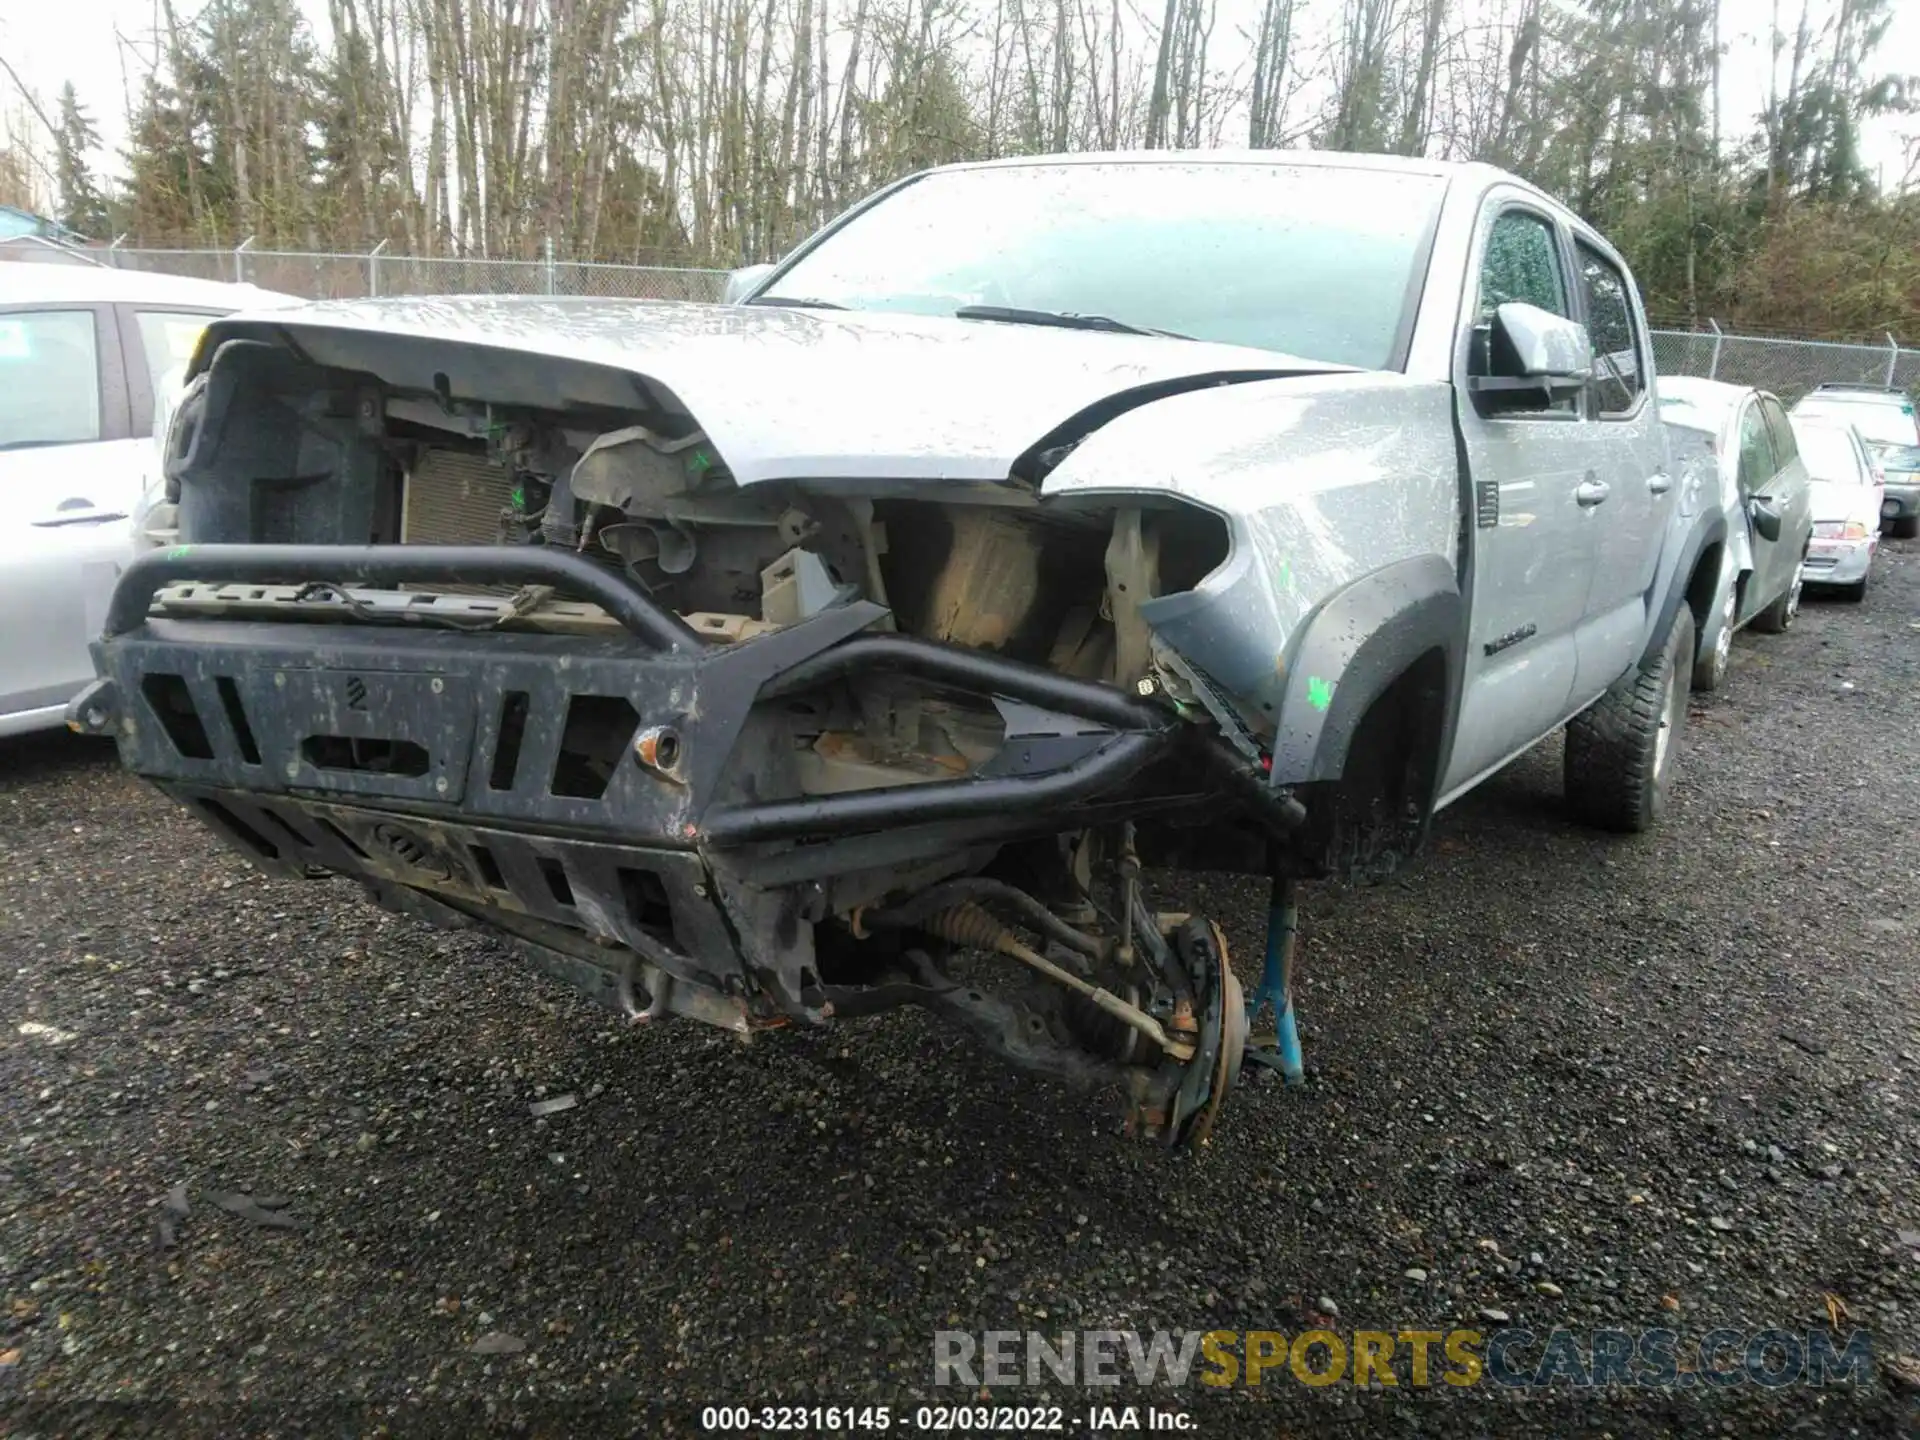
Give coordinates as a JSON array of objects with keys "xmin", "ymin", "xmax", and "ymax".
[{"xmin": 205, "ymin": 296, "xmax": 1338, "ymax": 487}]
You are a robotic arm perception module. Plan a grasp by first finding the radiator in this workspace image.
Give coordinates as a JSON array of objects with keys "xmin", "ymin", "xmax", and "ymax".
[{"xmin": 401, "ymin": 449, "xmax": 515, "ymax": 545}]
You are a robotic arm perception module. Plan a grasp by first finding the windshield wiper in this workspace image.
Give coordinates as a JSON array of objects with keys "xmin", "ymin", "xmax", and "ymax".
[
  {"xmin": 745, "ymin": 295, "xmax": 848, "ymax": 310},
  {"xmin": 953, "ymin": 304, "xmax": 1191, "ymax": 340}
]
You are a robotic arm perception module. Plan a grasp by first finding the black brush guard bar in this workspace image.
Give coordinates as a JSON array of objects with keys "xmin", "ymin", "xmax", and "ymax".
[
  {"xmin": 699, "ymin": 732, "xmax": 1165, "ymax": 844},
  {"xmin": 94, "ymin": 543, "xmax": 1181, "ymax": 846}
]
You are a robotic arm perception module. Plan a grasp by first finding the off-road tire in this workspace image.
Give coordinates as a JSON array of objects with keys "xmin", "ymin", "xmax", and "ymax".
[
  {"xmin": 1564, "ymin": 607, "xmax": 1694, "ymax": 835},
  {"xmin": 1890, "ymin": 515, "xmax": 1919, "ymax": 541},
  {"xmin": 1749, "ymin": 561, "xmax": 1803, "ymax": 634}
]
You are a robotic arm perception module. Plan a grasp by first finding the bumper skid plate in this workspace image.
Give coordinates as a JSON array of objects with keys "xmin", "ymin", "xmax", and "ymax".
[{"xmin": 70, "ymin": 543, "xmax": 1184, "ymax": 1037}]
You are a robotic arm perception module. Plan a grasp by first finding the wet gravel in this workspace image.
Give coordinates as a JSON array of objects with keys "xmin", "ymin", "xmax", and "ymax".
[{"xmin": 3, "ymin": 539, "xmax": 1919, "ymax": 1438}]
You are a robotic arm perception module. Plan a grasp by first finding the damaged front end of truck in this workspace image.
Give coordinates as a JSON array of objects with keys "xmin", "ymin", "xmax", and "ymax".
[{"xmin": 72, "ymin": 300, "xmax": 1459, "ymax": 1147}]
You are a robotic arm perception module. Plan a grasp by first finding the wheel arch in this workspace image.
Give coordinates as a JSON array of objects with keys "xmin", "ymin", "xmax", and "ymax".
[
  {"xmin": 1646, "ymin": 507, "xmax": 1728, "ymax": 669},
  {"xmin": 1684, "ymin": 537, "xmax": 1727, "ymax": 645},
  {"xmin": 1267, "ymin": 552, "xmax": 1465, "ymax": 802}
]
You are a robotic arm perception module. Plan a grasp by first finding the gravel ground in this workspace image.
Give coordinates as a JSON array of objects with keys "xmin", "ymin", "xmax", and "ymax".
[{"xmin": 3, "ymin": 539, "xmax": 1918, "ymax": 1439}]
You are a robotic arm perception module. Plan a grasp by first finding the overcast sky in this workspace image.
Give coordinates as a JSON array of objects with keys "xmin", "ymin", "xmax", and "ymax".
[{"xmin": 4, "ymin": 0, "xmax": 1916, "ymax": 200}]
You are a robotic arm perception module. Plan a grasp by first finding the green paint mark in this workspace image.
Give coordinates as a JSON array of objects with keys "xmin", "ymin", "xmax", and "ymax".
[
  {"xmin": 166, "ymin": 545, "xmax": 194, "ymax": 560},
  {"xmin": 1306, "ymin": 676, "xmax": 1334, "ymax": 713},
  {"xmin": 1275, "ymin": 557, "xmax": 1294, "ymax": 593},
  {"xmin": 510, "ymin": 486, "xmax": 525, "ymax": 509},
  {"xmin": 687, "ymin": 448, "xmax": 713, "ymax": 475}
]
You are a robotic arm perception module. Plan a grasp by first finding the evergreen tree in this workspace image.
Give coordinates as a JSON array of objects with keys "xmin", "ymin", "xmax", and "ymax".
[{"xmin": 53, "ymin": 83, "xmax": 112, "ymax": 239}]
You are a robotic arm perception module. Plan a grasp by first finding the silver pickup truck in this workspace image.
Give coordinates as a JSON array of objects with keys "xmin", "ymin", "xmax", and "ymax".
[{"xmin": 75, "ymin": 152, "xmax": 1722, "ymax": 1147}]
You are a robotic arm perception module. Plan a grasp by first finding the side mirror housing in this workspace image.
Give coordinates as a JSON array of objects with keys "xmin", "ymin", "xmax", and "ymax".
[
  {"xmin": 1470, "ymin": 302, "xmax": 1593, "ymax": 412},
  {"xmin": 1749, "ymin": 495, "xmax": 1784, "ymax": 544},
  {"xmin": 722, "ymin": 263, "xmax": 776, "ymax": 305}
]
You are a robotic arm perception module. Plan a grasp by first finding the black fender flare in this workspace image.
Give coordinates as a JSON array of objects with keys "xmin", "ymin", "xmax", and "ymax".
[
  {"xmin": 1641, "ymin": 505, "xmax": 1729, "ymax": 670},
  {"xmin": 1267, "ymin": 553, "xmax": 1466, "ymax": 788}
]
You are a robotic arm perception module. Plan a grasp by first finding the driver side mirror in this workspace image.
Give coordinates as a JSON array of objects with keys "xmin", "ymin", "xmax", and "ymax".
[
  {"xmin": 1749, "ymin": 495, "xmax": 1784, "ymax": 544},
  {"xmin": 1470, "ymin": 302, "xmax": 1593, "ymax": 413},
  {"xmin": 722, "ymin": 263, "xmax": 776, "ymax": 305}
]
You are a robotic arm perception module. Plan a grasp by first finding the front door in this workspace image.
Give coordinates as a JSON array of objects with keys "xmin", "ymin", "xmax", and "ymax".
[
  {"xmin": 1756, "ymin": 393, "xmax": 1813, "ymax": 597},
  {"xmin": 1441, "ymin": 199, "xmax": 1607, "ymax": 800},
  {"xmin": 1731, "ymin": 398, "xmax": 1787, "ymax": 620}
]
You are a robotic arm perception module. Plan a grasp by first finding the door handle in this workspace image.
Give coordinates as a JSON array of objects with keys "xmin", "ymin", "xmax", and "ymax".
[
  {"xmin": 32, "ymin": 506, "xmax": 128, "ymax": 528},
  {"xmin": 1575, "ymin": 478, "xmax": 1611, "ymax": 507},
  {"xmin": 1647, "ymin": 471, "xmax": 1673, "ymax": 495}
]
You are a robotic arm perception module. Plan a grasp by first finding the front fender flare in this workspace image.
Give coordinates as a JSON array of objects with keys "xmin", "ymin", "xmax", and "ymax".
[
  {"xmin": 1267, "ymin": 553, "xmax": 1465, "ymax": 788},
  {"xmin": 1644, "ymin": 506, "xmax": 1729, "ymax": 670}
]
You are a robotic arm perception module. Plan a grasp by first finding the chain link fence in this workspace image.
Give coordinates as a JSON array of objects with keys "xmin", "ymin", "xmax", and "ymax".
[
  {"xmin": 103, "ymin": 243, "xmax": 729, "ymax": 304},
  {"xmin": 1650, "ymin": 326, "xmax": 1917, "ymax": 405},
  {"xmin": 92, "ymin": 243, "xmax": 1917, "ymax": 402}
]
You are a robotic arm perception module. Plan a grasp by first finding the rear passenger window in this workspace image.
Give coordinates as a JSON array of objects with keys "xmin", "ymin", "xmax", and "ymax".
[
  {"xmin": 1737, "ymin": 405, "xmax": 1776, "ymax": 497},
  {"xmin": 1576, "ymin": 243, "xmax": 1643, "ymax": 414}
]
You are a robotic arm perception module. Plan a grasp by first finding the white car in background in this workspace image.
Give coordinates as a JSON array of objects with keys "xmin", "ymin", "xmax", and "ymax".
[
  {"xmin": 1654, "ymin": 375, "xmax": 1814, "ymax": 693},
  {"xmin": 1789, "ymin": 383, "xmax": 1920, "ymax": 538},
  {"xmin": 1790, "ymin": 414, "xmax": 1884, "ymax": 601},
  {"xmin": 0, "ymin": 264, "xmax": 298, "ymax": 737}
]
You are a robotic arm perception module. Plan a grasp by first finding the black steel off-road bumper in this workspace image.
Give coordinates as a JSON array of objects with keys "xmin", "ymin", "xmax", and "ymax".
[{"xmin": 71, "ymin": 544, "xmax": 1195, "ymax": 1023}]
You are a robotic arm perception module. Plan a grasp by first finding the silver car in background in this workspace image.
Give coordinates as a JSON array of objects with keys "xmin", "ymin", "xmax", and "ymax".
[
  {"xmin": 0, "ymin": 265, "xmax": 297, "ymax": 737},
  {"xmin": 1789, "ymin": 383, "xmax": 1920, "ymax": 539},
  {"xmin": 1656, "ymin": 375, "xmax": 1814, "ymax": 693},
  {"xmin": 1791, "ymin": 416, "xmax": 1884, "ymax": 601}
]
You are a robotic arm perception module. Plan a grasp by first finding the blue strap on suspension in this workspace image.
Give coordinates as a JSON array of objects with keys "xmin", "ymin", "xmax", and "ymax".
[{"xmin": 1244, "ymin": 874, "xmax": 1306, "ymax": 1086}]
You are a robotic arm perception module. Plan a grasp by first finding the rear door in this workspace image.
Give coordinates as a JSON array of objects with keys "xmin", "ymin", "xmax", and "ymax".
[
  {"xmin": 1440, "ymin": 198, "xmax": 1604, "ymax": 799},
  {"xmin": 1572, "ymin": 237, "xmax": 1670, "ymax": 693},
  {"xmin": 0, "ymin": 304, "xmax": 140, "ymax": 730}
]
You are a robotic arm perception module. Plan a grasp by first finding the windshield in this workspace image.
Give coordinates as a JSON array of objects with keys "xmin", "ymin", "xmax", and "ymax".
[
  {"xmin": 1791, "ymin": 397, "xmax": 1920, "ymax": 448},
  {"xmin": 758, "ymin": 161, "xmax": 1447, "ymax": 370},
  {"xmin": 1793, "ymin": 423, "xmax": 1866, "ymax": 483}
]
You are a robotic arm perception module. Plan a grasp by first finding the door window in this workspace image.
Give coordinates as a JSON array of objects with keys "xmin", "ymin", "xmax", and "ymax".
[
  {"xmin": 1737, "ymin": 404, "xmax": 1777, "ymax": 498},
  {"xmin": 133, "ymin": 311, "xmax": 215, "ymax": 394},
  {"xmin": 1759, "ymin": 395, "xmax": 1798, "ymax": 467},
  {"xmin": 1575, "ymin": 243, "xmax": 1643, "ymax": 414},
  {"xmin": 1473, "ymin": 209, "xmax": 1577, "ymax": 415},
  {"xmin": 1479, "ymin": 211, "xmax": 1569, "ymax": 319},
  {"xmin": 0, "ymin": 310, "xmax": 101, "ymax": 448}
]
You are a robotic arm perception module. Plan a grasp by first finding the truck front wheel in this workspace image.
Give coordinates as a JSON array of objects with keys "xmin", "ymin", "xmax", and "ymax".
[{"xmin": 1563, "ymin": 606, "xmax": 1694, "ymax": 834}]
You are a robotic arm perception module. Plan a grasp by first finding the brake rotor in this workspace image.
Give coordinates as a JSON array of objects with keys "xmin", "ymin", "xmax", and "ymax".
[
  {"xmin": 1185, "ymin": 963, "xmax": 1245, "ymax": 1147},
  {"xmin": 1162, "ymin": 917, "xmax": 1247, "ymax": 1148}
]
